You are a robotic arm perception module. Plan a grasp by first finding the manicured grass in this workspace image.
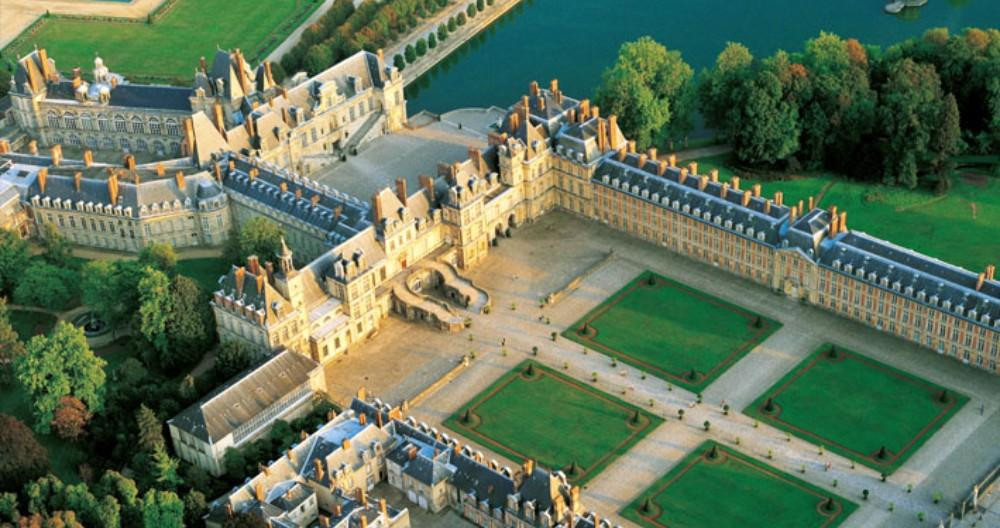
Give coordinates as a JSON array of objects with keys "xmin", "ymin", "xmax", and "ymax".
[
  {"xmin": 445, "ymin": 360, "xmax": 662, "ymax": 485},
  {"xmin": 745, "ymin": 345, "xmax": 967, "ymax": 473},
  {"xmin": 563, "ymin": 271, "xmax": 780, "ymax": 391},
  {"xmin": 623, "ymin": 441, "xmax": 857, "ymax": 528},
  {"xmin": 690, "ymin": 155, "xmax": 999, "ymax": 272},
  {"xmin": 4, "ymin": 0, "xmax": 321, "ymax": 84},
  {"xmin": 176, "ymin": 257, "xmax": 229, "ymax": 293},
  {"xmin": 8, "ymin": 309, "xmax": 58, "ymax": 339}
]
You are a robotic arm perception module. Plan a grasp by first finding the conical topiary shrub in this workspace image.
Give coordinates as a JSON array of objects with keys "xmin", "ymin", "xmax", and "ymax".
[
  {"xmin": 764, "ymin": 397, "xmax": 775, "ymax": 413},
  {"xmin": 525, "ymin": 363, "xmax": 535, "ymax": 376},
  {"xmin": 461, "ymin": 409, "xmax": 472, "ymax": 424},
  {"xmin": 708, "ymin": 444, "xmax": 719, "ymax": 459},
  {"xmin": 827, "ymin": 345, "xmax": 838, "ymax": 358},
  {"xmin": 823, "ymin": 497, "xmax": 836, "ymax": 512},
  {"xmin": 640, "ymin": 497, "xmax": 654, "ymax": 514},
  {"xmin": 938, "ymin": 389, "xmax": 949, "ymax": 403},
  {"xmin": 686, "ymin": 369, "xmax": 697, "ymax": 381},
  {"xmin": 630, "ymin": 410, "xmax": 641, "ymax": 424},
  {"xmin": 876, "ymin": 446, "xmax": 888, "ymax": 460}
]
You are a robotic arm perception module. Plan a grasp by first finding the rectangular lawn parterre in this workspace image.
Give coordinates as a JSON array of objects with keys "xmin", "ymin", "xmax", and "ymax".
[
  {"xmin": 563, "ymin": 271, "xmax": 780, "ymax": 391},
  {"xmin": 4, "ymin": 0, "xmax": 321, "ymax": 85},
  {"xmin": 745, "ymin": 344, "xmax": 967, "ymax": 473},
  {"xmin": 623, "ymin": 441, "xmax": 857, "ymax": 528},
  {"xmin": 444, "ymin": 360, "xmax": 662, "ymax": 485}
]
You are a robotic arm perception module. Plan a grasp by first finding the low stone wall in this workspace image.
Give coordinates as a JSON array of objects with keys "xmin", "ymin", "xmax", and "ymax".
[
  {"xmin": 543, "ymin": 249, "xmax": 615, "ymax": 306},
  {"xmin": 406, "ymin": 355, "xmax": 469, "ymax": 408}
]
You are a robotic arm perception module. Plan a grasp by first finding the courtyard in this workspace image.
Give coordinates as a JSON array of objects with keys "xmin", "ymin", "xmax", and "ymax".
[
  {"xmin": 622, "ymin": 441, "xmax": 857, "ymax": 528},
  {"xmin": 444, "ymin": 360, "xmax": 662, "ymax": 485},
  {"xmin": 563, "ymin": 271, "xmax": 780, "ymax": 391},
  {"xmin": 745, "ymin": 344, "xmax": 968, "ymax": 474}
]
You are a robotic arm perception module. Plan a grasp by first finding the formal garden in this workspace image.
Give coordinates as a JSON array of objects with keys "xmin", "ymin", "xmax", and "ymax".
[
  {"xmin": 563, "ymin": 271, "xmax": 780, "ymax": 391},
  {"xmin": 623, "ymin": 441, "xmax": 857, "ymax": 528},
  {"xmin": 692, "ymin": 154, "xmax": 1000, "ymax": 273},
  {"xmin": 444, "ymin": 360, "xmax": 662, "ymax": 485},
  {"xmin": 745, "ymin": 344, "xmax": 967, "ymax": 473},
  {"xmin": 2, "ymin": 0, "xmax": 322, "ymax": 85}
]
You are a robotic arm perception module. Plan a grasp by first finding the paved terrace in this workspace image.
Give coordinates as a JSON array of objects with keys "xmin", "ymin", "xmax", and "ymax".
[{"xmin": 328, "ymin": 211, "xmax": 1000, "ymax": 528}]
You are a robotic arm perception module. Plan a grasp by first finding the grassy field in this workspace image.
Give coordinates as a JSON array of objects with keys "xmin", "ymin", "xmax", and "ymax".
[
  {"xmin": 176, "ymin": 257, "xmax": 229, "ymax": 293},
  {"xmin": 690, "ymin": 154, "xmax": 999, "ymax": 272},
  {"xmin": 4, "ymin": 0, "xmax": 320, "ymax": 84},
  {"xmin": 444, "ymin": 360, "xmax": 662, "ymax": 485},
  {"xmin": 745, "ymin": 345, "xmax": 967, "ymax": 473},
  {"xmin": 563, "ymin": 272, "xmax": 780, "ymax": 391},
  {"xmin": 623, "ymin": 441, "xmax": 857, "ymax": 528},
  {"xmin": 9, "ymin": 309, "xmax": 58, "ymax": 339}
]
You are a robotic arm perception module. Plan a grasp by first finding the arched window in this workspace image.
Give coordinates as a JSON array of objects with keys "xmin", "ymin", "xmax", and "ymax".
[
  {"xmin": 101, "ymin": 137, "xmax": 115, "ymax": 150},
  {"xmin": 165, "ymin": 119, "xmax": 180, "ymax": 136},
  {"xmin": 52, "ymin": 135, "xmax": 63, "ymax": 145},
  {"xmin": 136, "ymin": 138, "xmax": 148, "ymax": 152},
  {"xmin": 80, "ymin": 114, "xmax": 93, "ymax": 130},
  {"xmin": 98, "ymin": 115, "xmax": 111, "ymax": 132},
  {"xmin": 153, "ymin": 141, "xmax": 165, "ymax": 156},
  {"xmin": 114, "ymin": 115, "xmax": 127, "ymax": 133},
  {"xmin": 149, "ymin": 117, "xmax": 161, "ymax": 135},
  {"xmin": 64, "ymin": 112, "xmax": 78, "ymax": 130},
  {"xmin": 68, "ymin": 135, "xmax": 82, "ymax": 147},
  {"xmin": 119, "ymin": 138, "xmax": 130, "ymax": 152},
  {"xmin": 131, "ymin": 116, "xmax": 144, "ymax": 134},
  {"xmin": 47, "ymin": 112, "xmax": 60, "ymax": 129}
]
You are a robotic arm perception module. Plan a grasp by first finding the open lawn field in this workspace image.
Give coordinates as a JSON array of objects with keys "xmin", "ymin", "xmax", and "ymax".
[
  {"xmin": 691, "ymin": 154, "xmax": 999, "ymax": 272},
  {"xmin": 3, "ymin": 0, "xmax": 321, "ymax": 84},
  {"xmin": 745, "ymin": 344, "xmax": 967, "ymax": 473},
  {"xmin": 563, "ymin": 271, "xmax": 780, "ymax": 391},
  {"xmin": 623, "ymin": 441, "xmax": 857, "ymax": 528},
  {"xmin": 444, "ymin": 360, "xmax": 662, "ymax": 485},
  {"xmin": 176, "ymin": 257, "xmax": 229, "ymax": 293}
]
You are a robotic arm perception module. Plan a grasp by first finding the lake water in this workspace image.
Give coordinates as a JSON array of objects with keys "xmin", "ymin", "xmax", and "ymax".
[{"xmin": 405, "ymin": 0, "xmax": 1000, "ymax": 114}]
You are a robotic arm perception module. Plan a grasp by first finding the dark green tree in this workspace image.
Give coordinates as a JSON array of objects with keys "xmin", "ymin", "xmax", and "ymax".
[
  {"xmin": 393, "ymin": 54, "xmax": 406, "ymax": 71},
  {"xmin": 428, "ymin": 32, "xmax": 437, "ymax": 49},
  {"xmin": 416, "ymin": 38, "xmax": 427, "ymax": 57},
  {"xmin": 135, "ymin": 404, "xmax": 165, "ymax": 453},
  {"xmin": 437, "ymin": 24, "xmax": 448, "ymax": 42},
  {"xmin": 595, "ymin": 37, "xmax": 695, "ymax": 149},
  {"xmin": 213, "ymin": 340, "xmax": 256, "ymax": 381},
  {"xmin": 0, "ymin": 297, "xmax": 26, "ymax": 386},
  {"xmin": 0, "ymin": 229, "xmax": 29, "ymax": 295},
  {"xmin": 138, "ymin": 242, "xmax": 177, "ymax": 274},
  {"xmin": 16, "ymin": 322, "xmax": 106, "ymax": 432},
  {"xmin": 140, "ymin": 489, "xmax": 184, "ymax": 528},
  {"xmin": 404, "ymin": 44, "xmax": 417, "ymax": 64},
  {"xmin": 38, "ymin": 223, "xmax": 73, "ymax": 268},
  {"xmin": 466, "ymin": 3, "xmax": 476, "ymax": 17},
  {"xmin": 224, "ymin": 217, "xmax": 284, "ymax": 265},
  {"xmin": 13, "ymin": 263, "xmax": 76, "ymax": 310},
  {"xmin": 182, "ymin": 490, "xmax": 207, "ymax": 527},
  {"xmin": 138, "ymin": 267, "xmax": 172, "ymax": 355},
  {"xmin": 223, "ymin": 512, "xmax": 269, "ymax": 528},
  {"xmin": 303, "ymin": 44, "xmax": 333, "ymax": 75}
]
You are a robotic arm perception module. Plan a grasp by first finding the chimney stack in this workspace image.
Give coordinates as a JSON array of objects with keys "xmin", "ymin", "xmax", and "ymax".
[
  {"xmin": 523, "ymin": 459, "xmax": 535, "ymax": 477},
  {"xmin": 720, "ymin": 183, "xmax": 729, "ymax": 199},
  {"xmin": 829, "ymin": 213, "xmax": 840, "ymax": 236},
  {"xmin": 107, "ymin": 173, "xmax": 120, "ymax": 204},
  {"xmin": 28, "ymin": 140, "xmax": 38, "ymax": 156},
  {"xmin": 199, "ymin": 56, "xmax": 207, "ymax": 73},
  {"xmin": 124, "ymin": 154, "xmax": 136, "ymax": 171},
  {"xmin": 808, "ymin": 196, "xmax": 815, "ymax": 210},
  {"xmin": 752, "ymin": 183, "xmax": 761, "ymax": 198},
  {"xmin": 318, "ymin": 516, "xmax": 330, "ymax": 528},
  {"xmin": 742, "ymin": 190, "xmax": 751, "ymax": 207},
  {"xmin": 765, "ymin": 199, "xmax": 772, "ymax": 214},
  {"xmin": 608, "ymin": 115, "xmax": 619, "ymax": 149},
  {"xmin": 234, "ymin": 266, "xmax": 246, "ymax": 297},
  {"xmin": 155, "ymin": 163, "xmax": 165, "ymax": 178},
  {"xmin": 616, "ymin": 147, "xmax": 626, "ymax": 162},
  {"xmin": 667, "ymin": 154, "xmax": 676, "ymax": 167},
  {"xmin": 255, "ymin": 482, "xmax": 265, "ymax": 502},
  {"xmin": 839, "ymin": 211, "xmax": 847, "ymax": 233},
  {"xmin": 313, "ymin": 458, "xmax": 325, "ymax": 481},
  {"xmin": 657, "ymin": 160, "xmax": 667, "ymax": 176},
  {"xmin": 37, "ymin": 168, "xmax": 47, "ymax": 193},
  {"xmin": 379, "ymin": 498, "xmax": 388, "ymax": 519},
  {"xmin": 342, "ymin": 438, "xmax": 351, "ymax": 451},
  {"xmin": 73, "ymin": 172, "xmax": 82, "ymax": 192},
  {"xmin": 49, "ymin": 144, "xmax": 62, "ymax": 166},
  {"xmin": 529, "ymin": 80, "xmax": 539, "ymax": 96},
  {"xmin": 356, "ymin": 487, "xmax": 367, "ymax": 506},
  {"xmin": 648, "ymin": 147, "xmax": 657, "ymax": 161},
  {"xmin": 790, "ymin": 205, "xmax": 799, "ymax": 223},
  {"xmin": 175, "ymin": 171, "xmax": 186, "ymax": 190},
  {"xmin": 579, "ymin": 99, "xmax": 590, "ymax": 122},
  {"xmin": 0, "ymin": 139, "xmax": 9, "ymax": 154},
  {"xmin": 627, "ymin": 140, "xmax": 636, "ymax": 154},
  {"xmin": 637, "ymin": 153, "xmax": 648, "ymax": 168},
  {"xmin": 377, "ymin": 48, "xmax": 385, "ymax": 66},
  {"xmin": 977, "ymin": 273, "xmax": 986, "ymax": 291},
  {"xmin": 419, "ymin": 174, "xmax": 435, "ymax": 204},
  {"xmin": 678, "ymin": 168, "xmax": 687, "ymax": 185},
  {"xmin": 213, "ymin": 103, "xmax": 227, "ymax": 137},
  {"xmin": 698, "ymin": 174, "xmax": 708, "ymax": 191},
  {"xmin": 774, "ymin": 191, "xmax": 784, "ymax": 206},
  {"xmin": 731, "ymin": 176, "xmax": 740, "ymax": 191},
  {"xmin": 710, "ymin": 169, "xmax": 719, "ymax": 183},
  {"xmin": 359, "ymin": 412, "xmax": 367, "ymax": 425},
  {"xmin": 247, "ymin": 255, "xmax": 260, "ymax": 275},
  {"xmin": 688, "ymin": 162, "xmax": 698, "ymax": 175},
  {"xmin": 82, "ymin": 149, "xmax": 94, "ymax": 168}
]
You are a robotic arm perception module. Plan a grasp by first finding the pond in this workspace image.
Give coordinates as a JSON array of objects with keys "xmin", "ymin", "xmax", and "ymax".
[{"xmin": 405, "ymin": 0, "xmax": 1000, "ymax": 114}]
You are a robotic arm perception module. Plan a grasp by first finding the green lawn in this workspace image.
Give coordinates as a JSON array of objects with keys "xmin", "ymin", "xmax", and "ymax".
[
  {"xmin": 445, "ymin": 360, "xmax": 662, "ymax": 485},
  {"xmin": 8, "ymin": 309, "xmax": 58, "ymax": 339},
  {"xmin": 5, "ymin": 0, "xmax": 321, "ymax": 84},
  {"xmin": 563, "ymin": 272, "xmax": 780, "ymax": 391},
  {"xmin": 690, "ymin": 155, "xmax": 999, "ymax": 272},
  {"xmin": 745, "ymin": 345, "xmax": 967, "ymax": 473},
  {"xmin": 176, "ymin": 257, "xmax": 229, "ymax": 293},
  {"xmin": 623, "ymin": 441, "xmax": 857, "ymax": 528}
]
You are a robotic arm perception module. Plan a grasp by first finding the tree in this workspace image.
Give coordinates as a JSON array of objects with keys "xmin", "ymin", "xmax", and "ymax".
[
  {"xmin": 140, "ymin": 489, "xmax": 184, "ymax": 528},
  {"xmin": 437, "ymin": 24, "xmax": 448, "ymax": 42},
  {"xmin": 50, "ymin": 396, "xmax": 92, "ymax": 441},
  {"xmin": 94, "ymin": 471, "xmax": 140, "ymax": 527},
  {"xmin": 138, "ymin": 267, "xmax": 172, "ymax": 355},
  {"xmin": 393, "ymin": 54, "xmax": 406, "ymax": 71},
  {"xmin": 149, "ymin": 445, "xmax": 182, "ymax": 490},
  {"xmin": 878, "ymin": 58, "xmax": 960, "ymax": 188},
  {"xmin": 0, "ymin": 229, "xmax": 29, "ymax": 295},
  {"xmin": 16, "ymin": 322, "xmax": 106, "ymax": 432},
  {"xmin": 13, "ymin": 263, "xmax": 76, "ymax": 310},
  {"xmin": 222, "ymin": 448, "xmax": 247, "ymax": 480},
  {"xmin": 595, "ymin": 37, "xmax": 695, "ymax": 148},
  {"xmin": 728, "ymin": 59, "xmax": 801, "ymax": 165},
  {"xmin": 138, "ymin": 242, "xmax": 177, "ymax": 274},
  {"xmin": 38, "ymin": 223, "xmax": 72, "ymax": 268},
  {"xmin": 416, "ymin": 38, "xmax": 427, "ymax": 57},
  {"xmin": 164, "ymin": 275, "xmax": 213, "ymax": 367},
  {"xmin": 699, "ymin": 42, "xmax": 754, "ymax": 133},
  {"xmin": 224, "ymin": 217, "xmax": 284, "ymax": 266},
  {"xmin": 81, "ymin": 260, "xmax": 145, "ymax": 332},
  {"xmin": 428, "ymin": 32, "xmax": 437, "ymax": 49},
  {"xmin": 135, "ymin": 404, "xmax": 165, "ymax": 452},
  {"xmin": 223, "ymin": 512, "xmax": 269, "ymax": 528},
  {"xmin": 303, "ymin": 44, "xmax": 333, "ymax": 75},
  {"xmin": 404, "ymin": 44, "xmax": 417, "ymax": 64},
  {"xmin": 456, "ymin": 12, "xmax": 466, "ymax": 25},
  {"xmin": 214, "ymin": 340, "xmax": 256, "ymax": 381},
  {"xmin": 447, "ymin": 17, "xmax": 457, "ymax": 32},
  {"xmin": 476, "ymin": 0, "xmax": 485, "ymax": 11},
  {"xmin": 466, "ymin": 3, "xmax": 476, "ymax": 17},
  {"xmin": 182, "ymin": 491, "xmax": 207, "ymax": 527},
  {"xmin": 0, "ymin": 414, "xmax": 48, "ymax": 492},
  {"xmin": 0, "ymin": 297, "xmax": 26, "ymax": 386}
]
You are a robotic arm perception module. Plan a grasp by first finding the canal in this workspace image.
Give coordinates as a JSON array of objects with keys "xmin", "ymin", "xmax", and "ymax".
[{"xmin": 405, "ymin": 0, "xmax": 1000, "ymax": 114}]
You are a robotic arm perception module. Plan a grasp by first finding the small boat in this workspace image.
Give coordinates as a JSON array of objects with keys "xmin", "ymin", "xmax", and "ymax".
[{"xmin": 885, "ymin": 0, "xmax": 928, "ymax": 14}]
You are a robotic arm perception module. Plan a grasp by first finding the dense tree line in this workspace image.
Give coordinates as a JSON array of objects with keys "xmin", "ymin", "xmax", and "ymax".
[
  {"xmin": 597, "ymin": 28, "xmax": 999, "ymax": 190},
  {"xmin": 282, "ymin": 0, "xmax": 451, "ymax": 76}
]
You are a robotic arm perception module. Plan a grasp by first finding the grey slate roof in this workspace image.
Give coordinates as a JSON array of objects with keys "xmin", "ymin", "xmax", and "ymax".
[
  {"xmin": 44, "ymin": 80, "xmax": 193, "ymax": 111},
  {"xmin": 221, "ymin": 154, "xmax": 372, "ymax": 247},
  {"xmin": 593, "ymin": 151, "xmax": 790, "ymax": 246},
  {"xmin": 450, "ymin": 452, "xmax": 516, "ymax": 509},
  {"xmin": 169, "ymin": 349, "xmax": 318, "ymax": 443},
  {"xmin": 819, "ymin": 232, "xmax": 1000, "ymax": 329}
]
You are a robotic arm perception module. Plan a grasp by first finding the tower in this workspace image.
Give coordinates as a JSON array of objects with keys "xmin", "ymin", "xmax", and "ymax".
[{"xmin": 278, "ymin": 237, "xmax": 295, "ymax": 275}]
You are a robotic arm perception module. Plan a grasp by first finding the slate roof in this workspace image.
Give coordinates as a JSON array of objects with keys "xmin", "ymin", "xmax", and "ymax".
[
  {"xmin": 593, "ymin": 151, "xmax": 790, "ymax": 246},
  {"xmin": 221, "ymin": 154, "xmax": 371, "ymax": 247},
  {"xmin": 819, "ymin": 232, "xmax": 1000, "ymax": 329},
  {"xmin": 44, "ymin": 80, "xmax": 193, "ymax": 111},
  {"xmin": 450, "ymin": 451, "xmax": 516, "ymax": 510},
  {"xmin": 168, "ymin": 349, "xmax": 319, "ymax": 443}
]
